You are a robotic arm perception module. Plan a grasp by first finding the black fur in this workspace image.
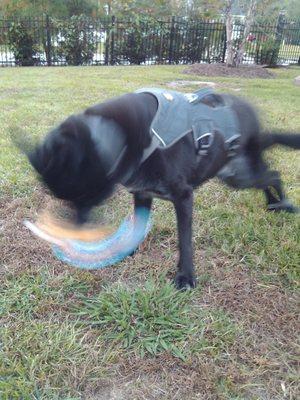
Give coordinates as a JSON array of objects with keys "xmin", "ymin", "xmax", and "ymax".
[{"xmin": 25, "ymin": 91, "xmax": 300, "ymax": 289}]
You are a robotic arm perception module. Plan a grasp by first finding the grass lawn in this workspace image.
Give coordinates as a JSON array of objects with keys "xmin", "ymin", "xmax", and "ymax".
[{"xmin": 0, "ymin": 65, "xmax": 299, "ymax": 400}]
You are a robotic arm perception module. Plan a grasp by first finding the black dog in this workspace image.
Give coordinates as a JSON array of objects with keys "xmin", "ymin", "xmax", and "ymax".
[{"xmin": 24, "ymin": 89, "xmax": 300, "ymax": 289}]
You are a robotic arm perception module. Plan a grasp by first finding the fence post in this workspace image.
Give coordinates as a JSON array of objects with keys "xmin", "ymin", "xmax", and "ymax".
[
  {"xmin": 168, "ymin": 16, "xmax": 175, "ymax": 64},
  {"xmin": 45, "ymin": 14, "xmax": 52, "ymax": 66},
  {"xmin": 110, "ymin": 15, "xmax": 115, "ymax": 65},
  {"xmin": 275, "ymin": 12, "xmax": 285, "ymax": 43},
  {"xmin": 273, "ymin": 12, "xmax": 285, "ymax": 65},
  {"xmin": 222, "ymin": 23, "xmax": 227, "ymax": 63},
  {"xmin": 104, "ymin": 18, "xmax": 109, "ymax": 65}
]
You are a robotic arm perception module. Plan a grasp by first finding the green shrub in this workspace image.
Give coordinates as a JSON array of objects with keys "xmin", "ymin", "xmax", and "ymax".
[
  {"xmin": 256, "ymin": 37, "xmax": 280, "ymax": 66},
  {"xmin": 8, "ymin": 21, "xmax": 39, "ymax": 66},
  {"xmin": 113, "ymin": 17, "xmax": 225, "ymax": 65},
  {"xmin": 56, "ymin": 15, "xmax": 96, "ymax": 65},
  {"xmin": 113, "ymin": 17, "xmax": 160, "ymax": 65}
]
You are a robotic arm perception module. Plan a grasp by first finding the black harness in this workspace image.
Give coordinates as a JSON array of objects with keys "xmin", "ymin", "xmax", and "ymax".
[
  {"xmin": 136, "ymin": 87, "xmax": 241, "ymax": 162},
  {"xmin": 90, "ymin": 88, "xmax": 241, "ymax": 185}
]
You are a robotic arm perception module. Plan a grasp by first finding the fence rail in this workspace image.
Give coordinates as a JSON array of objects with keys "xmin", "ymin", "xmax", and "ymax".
[{"xmin": 0, "ymin": 15, "xmax": 299, "ymax": 67}]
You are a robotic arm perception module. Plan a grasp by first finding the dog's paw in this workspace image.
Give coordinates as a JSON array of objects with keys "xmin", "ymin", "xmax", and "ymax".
[
  {"xmin": 281, "ymin": 205, "xmax": 299, "ymax": 214},
  {"xmin": 174, "ymin": 274, "xmax": 196, "ymax": 291},
  {"xmin": 267, "ymin": 200, "xmax": 299, "ymax": 214}
]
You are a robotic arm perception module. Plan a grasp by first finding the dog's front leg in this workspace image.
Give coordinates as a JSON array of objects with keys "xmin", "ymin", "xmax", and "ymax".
[
  {"xmin": 128, "ymin": 192, "xmax": 153, "ymax": 257},
  {"xmin": 134, "ymin": 192, "xmax": 153, "ymax": 212},
  {"xmin": 173, "ymin": 187, "xmax": 196, "ymax": 290}
]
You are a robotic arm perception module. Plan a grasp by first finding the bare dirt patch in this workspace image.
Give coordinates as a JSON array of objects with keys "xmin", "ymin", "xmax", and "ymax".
[
  {"xmin": 0, "ymin": 192, "xmax": 64, "ymax": 276},
  {"xmin": 201, "ymin": 261, "xmax": 299, "ymax": 341},
  {"xmin": 166, "ymin": 79, "xmax": 242, "ymax": 92},
  {"xmin": 200, "ymin": 260, "xmax": 300, "ymax": 399},
  {"xmin": 166, "ymin": 80, "xmax": 218, "ymax": 88},
  {"xmin": 183, "ymin": 63, "xmax": 275, "ymax": 79},
  {"xmin": 83, "ymin": 353, "xmax": 219, "ymax": 400}
]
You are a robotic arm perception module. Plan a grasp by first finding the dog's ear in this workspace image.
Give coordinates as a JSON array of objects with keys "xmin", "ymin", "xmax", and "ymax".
[
  {"xmin": 9, "ymin": 126, "xmax": 36, "ymax": 156},
  {"xmin": 27, "ymin": 121, "xmax": 80, "ymax": 176},
  {"xmin": 27, "ymin": 146, "xmax": 47, "ymax": 175},
  {"xmin": 9, "ymin": 126, "xmax": 46, "ymax": 174},
  {"xmin": 60, "ymin": 120, "xmax": 77, "ymax": 139}
]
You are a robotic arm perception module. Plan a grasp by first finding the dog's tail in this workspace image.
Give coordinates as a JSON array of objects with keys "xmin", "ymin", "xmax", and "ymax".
[{"xmin": 261, "ymin": 132, "xmax": 300, "ymax": 150}]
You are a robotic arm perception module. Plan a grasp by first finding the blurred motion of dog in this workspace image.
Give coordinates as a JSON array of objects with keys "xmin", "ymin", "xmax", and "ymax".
[{"xmin": 15, "ymin": 88, "xmax": 300, "ymax": 289}]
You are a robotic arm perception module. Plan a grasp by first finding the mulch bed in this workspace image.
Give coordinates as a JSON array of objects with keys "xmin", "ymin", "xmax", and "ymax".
[{"xmin": 183, "ymin": 63, "xmax": 275, "ymax": 79}]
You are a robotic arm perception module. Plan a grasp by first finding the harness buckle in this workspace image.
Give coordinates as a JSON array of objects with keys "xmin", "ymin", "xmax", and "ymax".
[{"xmin": 196, "ymin": 132, "xmax": 214, "ymax": 156}]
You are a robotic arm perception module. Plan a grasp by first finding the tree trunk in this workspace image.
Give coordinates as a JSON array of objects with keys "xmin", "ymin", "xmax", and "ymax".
[
  {"xmin": 225, "ymin": 0, "xmax": 235, "ymax": 66},
  {"xmin": 235, "ymin": 0, "xmax": 257, "ymax": 66}
]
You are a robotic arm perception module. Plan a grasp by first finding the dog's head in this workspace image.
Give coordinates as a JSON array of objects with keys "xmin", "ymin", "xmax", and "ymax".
[
  {"xmin": 19, "ymin": 93, "xmax": 156, "ymax": 223},
  {"xmin": 27, "ymin": 115, "xmax": 117, "ymax": 223}
]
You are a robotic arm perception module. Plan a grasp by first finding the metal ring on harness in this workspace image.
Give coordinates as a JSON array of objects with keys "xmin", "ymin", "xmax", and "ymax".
[{"xmin": 225, "ymin": 134, "xmax": 241, "ymax": 157}]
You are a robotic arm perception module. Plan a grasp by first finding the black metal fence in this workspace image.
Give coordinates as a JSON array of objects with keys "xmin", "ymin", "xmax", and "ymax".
[{"xmin": 0, "ymin": 15, "xmax": 299, "ymax": 67}]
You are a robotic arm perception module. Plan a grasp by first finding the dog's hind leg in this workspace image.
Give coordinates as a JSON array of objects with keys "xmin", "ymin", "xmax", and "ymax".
[
  {"xmin": 263, "ymin": 177, "xmax": 298, "ymax": 213},
  {"xmin": 254, "ymin": 169, "xmax": 298, "ymax": 213},
  {"xmin": 172, "ymin": 186, "xmax": 196, "ymax": 290}
]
